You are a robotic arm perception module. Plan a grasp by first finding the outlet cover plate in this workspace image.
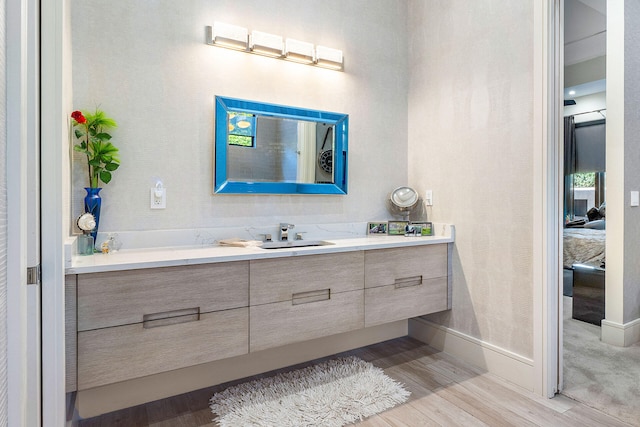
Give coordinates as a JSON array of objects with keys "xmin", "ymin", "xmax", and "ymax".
[{"xmin": 150, "ymin": 187, "xmax": 166, "ymax": 209}]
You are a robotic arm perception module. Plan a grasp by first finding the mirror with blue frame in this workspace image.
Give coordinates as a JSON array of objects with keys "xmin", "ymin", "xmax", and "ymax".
[{"xmin": 214, "ymin": 96, "xmax": 348, "ymax": 194}]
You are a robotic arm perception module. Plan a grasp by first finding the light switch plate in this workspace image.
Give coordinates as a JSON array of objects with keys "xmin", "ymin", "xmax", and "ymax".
[
  {"xmin": 425, "ymin": 190, "xmax": 433, "ymax": 206},
  {"xmin": 631, "ymin": 191, "xmax": 639, "ymax": 207}
]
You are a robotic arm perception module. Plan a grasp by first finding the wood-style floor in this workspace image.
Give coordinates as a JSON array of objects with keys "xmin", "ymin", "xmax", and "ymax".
[{"xmin": 77, "ymin": 336, "xmax": 631, "ymax": 427}]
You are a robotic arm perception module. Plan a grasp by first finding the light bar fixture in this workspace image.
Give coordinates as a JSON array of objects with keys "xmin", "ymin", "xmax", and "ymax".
[
  {"xmin": 206, "ymin": 23, "xmax": 343, "ymax": 71},
  {"xmin": 250, "ymin": 30, "xmax": 283, "ymax": 57},
  {"xmin": 209, "ymin": 22, "xmax": 248, "ymax": 50},
  {"xmin": 315, "ymin": 46, "xmax": 344, "ymax": 70},
  {"xmin": 284, "ymin": 38, "xmax": 315, "ymax": 64}
]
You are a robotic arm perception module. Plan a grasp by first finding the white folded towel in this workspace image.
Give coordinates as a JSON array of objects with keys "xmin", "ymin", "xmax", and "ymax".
[{"xmin": 218, "ymin": 238, "xmax": 263, "ymax": 248}]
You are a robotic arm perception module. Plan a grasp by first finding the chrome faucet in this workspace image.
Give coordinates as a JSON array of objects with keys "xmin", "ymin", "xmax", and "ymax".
[{"xmin": 279, "ymin": 223, "xmax": 295, "ymax": 241}]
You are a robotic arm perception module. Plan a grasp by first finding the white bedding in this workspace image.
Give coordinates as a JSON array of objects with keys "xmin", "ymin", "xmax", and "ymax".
[{"xmin": 563, "ymin": 228, "xmax": 606, "ymax": 268}]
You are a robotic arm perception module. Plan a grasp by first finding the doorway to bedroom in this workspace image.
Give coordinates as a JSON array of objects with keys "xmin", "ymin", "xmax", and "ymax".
[
  {"xmin": 562, "ymin": 0, "xmax": 607, "ymax": 403},
  {"xmin": 562, "ymin": 0, "xmax": 607, "ymax": 305},
  {"xmin": 560, "ymin": 2, "xmax": 640, "ymax": 425}
]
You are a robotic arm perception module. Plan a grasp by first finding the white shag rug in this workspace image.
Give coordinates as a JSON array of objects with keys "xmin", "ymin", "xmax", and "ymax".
[{"xmin": 209, "ymin": 356, "xmax": 410, "ymax": 427}]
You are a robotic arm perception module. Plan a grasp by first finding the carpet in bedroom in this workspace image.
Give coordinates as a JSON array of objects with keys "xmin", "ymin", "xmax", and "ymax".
[{"xmin": 563, "ymin": 296, "xmax": 640, "ymax": 426}]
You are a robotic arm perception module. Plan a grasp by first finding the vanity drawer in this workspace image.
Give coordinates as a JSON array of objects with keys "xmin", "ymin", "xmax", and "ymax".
[
  {"xmin": 365, "ymin": 277, "xmax": 448, "ymax": 327},
  {"xmin": 77, "ymin": 307, "xmax": 248, "ymax": 389},
  {"xmin": 250, "ymin": 251, "xmax": 364, "ymax": 305},
  {"xmin": 364, "ymin": 245, "xmax": 447, "ymax": 289},
  {"xmin": 250, "ymin": 290, "xmax": 364, "ymax": 352},
  {"xmin": 78, "ymin": 262, "xmax": 248, "ymax": 331}
]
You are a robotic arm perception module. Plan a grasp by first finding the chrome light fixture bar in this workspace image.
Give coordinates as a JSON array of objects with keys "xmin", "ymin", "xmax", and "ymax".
[
  {"xmin": 315, "ymin": 46, "xmax": 343, "ymax": 70},
  {"xmin": 284, "ymin": 38, "xmax": 315, "ymax": 64},
  {"xmin": 206, "ymin": 23, "xmax": 344, "ymax": 71},
  {"xmin": 208, "ymin": 22, "xmax": 248, "ymax": 50},
  {"xmin": 249, "ymin": 30, "xmax": 283, "ymax": 57}
]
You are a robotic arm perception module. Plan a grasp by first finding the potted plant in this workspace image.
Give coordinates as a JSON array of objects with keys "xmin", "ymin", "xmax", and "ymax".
[{"xmin": 71, "ymin": 109, "xmax": 120, "ymax": 243}]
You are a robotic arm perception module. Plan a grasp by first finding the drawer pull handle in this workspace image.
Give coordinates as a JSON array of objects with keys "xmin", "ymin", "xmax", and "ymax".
[
  {"xmin": 394, "ymin": 275, "xmax": 423, "ymax": 289},
  {"xmin": 143, "ymin": 307, "xmax": 200, "ymax": 329},
  {"xmin": 292, "ymin": 289, "xmax": 330, "ymax": 305}
]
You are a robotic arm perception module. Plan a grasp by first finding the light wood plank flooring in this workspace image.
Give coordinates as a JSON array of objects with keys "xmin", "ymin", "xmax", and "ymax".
[{"xmin": 76, "ymin": 337, "xmax": 631, "ymax": 427}]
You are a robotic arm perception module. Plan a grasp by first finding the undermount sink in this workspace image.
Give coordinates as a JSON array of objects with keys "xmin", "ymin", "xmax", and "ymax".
[{"xmin": 260, "ymin": 240, "xmax": 335, "ymax": 250}]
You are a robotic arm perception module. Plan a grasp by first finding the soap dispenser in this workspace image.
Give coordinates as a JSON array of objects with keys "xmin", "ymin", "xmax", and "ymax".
[{"xmin": 76, "ymin": 212, "xmax": 97, "ymax": 255}]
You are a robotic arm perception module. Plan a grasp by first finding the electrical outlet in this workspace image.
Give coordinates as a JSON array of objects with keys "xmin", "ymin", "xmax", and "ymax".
[
  {"xmin": 150, "ymin": 187, "xmax": 166, "ymax": 209},
  {"xmin": 425, "ymin": 190, "xmax": 433, "ymax": 206}
]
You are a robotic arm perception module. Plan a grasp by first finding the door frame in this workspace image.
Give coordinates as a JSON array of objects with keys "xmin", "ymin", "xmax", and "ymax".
[
  {"xmin": 25, "ymin": 0, "xmax": 42, "ymax": 421},
  {"xmin": 533, "ymin": 0, "xmax": 563, "ymax": 398},
  {"xmin": 6, "ymin": 0, "xmax": 31, "ymax": 421}
]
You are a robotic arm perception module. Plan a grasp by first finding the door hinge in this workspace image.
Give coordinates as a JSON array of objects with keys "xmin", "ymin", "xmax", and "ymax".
[{"xmin": 27, "ymin": 264, "xmax": 41, "ymax": 286}]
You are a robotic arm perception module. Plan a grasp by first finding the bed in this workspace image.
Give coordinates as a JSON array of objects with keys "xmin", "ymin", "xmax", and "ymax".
[
  {"xmin": 563, "ymin": 227, "xmax": 606, "ymax": 323},
  {"xmin": 563, "ymin": 227, "xmax": 606, "ymax": 269}
]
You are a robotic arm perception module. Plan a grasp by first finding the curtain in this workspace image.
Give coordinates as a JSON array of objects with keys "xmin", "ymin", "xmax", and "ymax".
[
  {"xmin": 575, "ymin": 121, "xmax": 606, "ymax": 173},
  {"xmin": 564, "ymin": 116, "xmax": 577, "ymax": 222}
]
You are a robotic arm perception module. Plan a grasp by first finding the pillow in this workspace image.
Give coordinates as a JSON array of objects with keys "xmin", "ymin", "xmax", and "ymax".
[
  {"xmin": 586, "ymin": 207, "xmax": 601, "ymax": 221},
  {"xmin": 585, "ymin": 219, "xmax": 605, "ymax": 230},
  {"xmin": 599, "ymin": 202, "xmax": 606, "ymax": 218}
]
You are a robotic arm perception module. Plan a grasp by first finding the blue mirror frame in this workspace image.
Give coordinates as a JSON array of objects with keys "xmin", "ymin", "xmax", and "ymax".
[{"xmin": 214, "ymin": 96, "xmax": 348, "ymax": 194}]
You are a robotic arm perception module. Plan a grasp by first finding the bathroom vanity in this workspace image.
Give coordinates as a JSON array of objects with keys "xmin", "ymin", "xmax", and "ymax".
[{"xmin": 65, "ymin": 226, "xmax": 454, "ymax": 417}]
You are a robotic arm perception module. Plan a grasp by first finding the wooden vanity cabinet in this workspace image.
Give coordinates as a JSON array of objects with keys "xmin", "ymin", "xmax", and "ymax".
[
  {"xmin": 65, "ymin": 275, "xmax": 77, "ymax": 393},
  {"xmin": 68, "ymin": 243, "xmax": 451, "ymax": 392},
  {"xmin": 364, "ymin": 244, "xmax": 449, "ymax": 327},
  {"xmin": 75, "ymin": 262, "xmax": 249, "ymax": 390},
  {"xmin": 249, "ymin": 251, "xmax": 365, "ymax": 352}
]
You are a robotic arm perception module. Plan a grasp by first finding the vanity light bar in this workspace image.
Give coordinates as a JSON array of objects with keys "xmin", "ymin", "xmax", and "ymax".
[
  {"xmin": 315, "ymin": 46, "xmax": 344, "ymax": 70},
  {"xmin": 250, "ymin": 30, "xmax": 283, "ymax": 58},
  {"xmin": 205, "ymin": 23, "xmax": 344, "ymax": 71},
  {"xmin": 284, "ymin": 38, "xmax": 315, "ymax": 64},
  {"xmin": 209, "ymin": 22, "xmax": 248, "ymax": 50}
]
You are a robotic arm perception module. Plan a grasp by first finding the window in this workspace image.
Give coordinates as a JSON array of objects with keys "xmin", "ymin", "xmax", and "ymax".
[
  {"xmin": 571, "ymin": 171, "xmax": 605, "ymax": 219},
  {"xmin": 228, "ymin": 112, "xmax": 256, "ymax": 147},
  {"xmin": 574, "ymin": 172, "xmax": 595, "ymax": 187}
]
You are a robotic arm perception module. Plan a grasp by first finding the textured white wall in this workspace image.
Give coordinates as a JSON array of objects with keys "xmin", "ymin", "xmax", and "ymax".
[
  {"xmin": 0, "ymin": 0, "xmax": 7, "ymax": 422},
  {"xmin": 407, "ymin": 0, "xmax": 535, "ymax": 358},
  {"xmin": 623, "ymin": 1, "xmax": 640, "ymax": 324},
  {"xmin": 70, "ymin": 0, "xmax": 409, "ymax": 233}
]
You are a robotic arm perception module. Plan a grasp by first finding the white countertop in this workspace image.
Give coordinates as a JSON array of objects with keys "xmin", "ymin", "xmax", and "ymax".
[{"xmin": 67, "ymin": 224, "xmax": 454, "ymax": 274}]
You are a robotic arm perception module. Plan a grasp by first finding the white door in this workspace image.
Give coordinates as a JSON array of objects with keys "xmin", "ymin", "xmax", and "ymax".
[
  {"xmin": 6, "ymin": 0, "xmax": 42, "ymax": 424},
  {"xmin": 40, "ymin": 0, "xmax": 69, "ymax": 423}
]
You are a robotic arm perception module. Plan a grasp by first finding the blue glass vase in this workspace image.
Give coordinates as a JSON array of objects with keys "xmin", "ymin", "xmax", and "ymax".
[{"xmin": 83, "ymin": 187, "xmax": 102, "ymax": 243}]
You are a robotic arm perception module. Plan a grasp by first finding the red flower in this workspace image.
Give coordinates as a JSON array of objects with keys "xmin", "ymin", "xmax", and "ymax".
[{"xmin": 71, "ymin": 110, "xmax": 87, "ymax": 124}]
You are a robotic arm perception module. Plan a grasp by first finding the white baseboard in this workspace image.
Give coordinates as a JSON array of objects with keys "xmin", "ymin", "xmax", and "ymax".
[
  {"xmin": 408, "ymin": 317, "xmax": 534, "ymax": 391},
  {"xmin": 601, "ymin": 317, "xmax": 640, "ymax": 347}
]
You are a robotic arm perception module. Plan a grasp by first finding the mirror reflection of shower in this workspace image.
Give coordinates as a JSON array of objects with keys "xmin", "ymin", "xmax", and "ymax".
[{"xmin": 296, "ymin": 121, "xmax": 334, "ymax": 184}]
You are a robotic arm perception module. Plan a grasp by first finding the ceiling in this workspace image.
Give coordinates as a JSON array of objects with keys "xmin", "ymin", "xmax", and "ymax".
[
  {"xmin": 564, "ymin": 0, "xmax": 606, "ymax": 66},
  {"xmin": 564, "ymin": 0, "xmax": 606, "ymax": 122}
]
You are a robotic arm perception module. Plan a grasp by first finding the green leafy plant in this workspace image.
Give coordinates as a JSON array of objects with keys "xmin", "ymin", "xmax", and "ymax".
[
  {"xmin": 573, "ymin": 172, "xmax": 595, "ymax": 188},
  {"xmin": 71, "ymin": 109, "xmax": 120, "ymax": 187}
]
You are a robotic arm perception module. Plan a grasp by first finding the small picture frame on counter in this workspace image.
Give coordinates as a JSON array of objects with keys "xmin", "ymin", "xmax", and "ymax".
[
  {"xmin": 367, "ymin": 221, "xmax": 388, "ymax": 235},
  {"xmin": 410, "ymin": 221, "xmax": 434, "ymax": 236},
  {"xmin": 388, "ymin": 220, "xmax": 409, "ymax": 236},
  {"xmin": 404, "ymin": 224, "xmax": 422, "ymax": 237}
]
